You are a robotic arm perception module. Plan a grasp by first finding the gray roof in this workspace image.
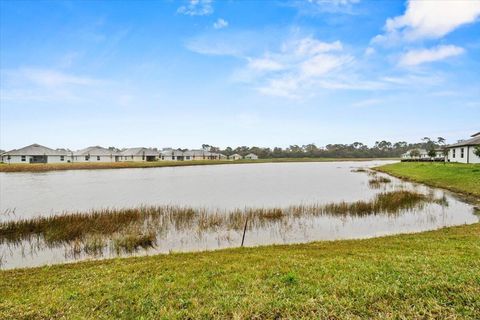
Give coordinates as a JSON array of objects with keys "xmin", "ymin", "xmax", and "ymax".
[
  {"xmin": 447, "ymin": 134, "xmax": 480, "ymax": 148},
  {"xmin": 74, "ymin": 146, "xmax": 119, "ymax": 156},
  {"xmin": 120, "ymin": 148, "xmax": 159, "ymax": 156},
  {"xmin": 2, "ymin": 144, "xmax": 71, "ymax": 156}
]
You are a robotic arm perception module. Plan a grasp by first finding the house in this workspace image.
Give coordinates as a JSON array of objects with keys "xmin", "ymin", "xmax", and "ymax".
[
  {"xmin": 401, "ymin": 149, "xmax": 429, "ymax": 160},
  {"xmin": 401, "ymin": 148, "xmax": 444, "ymax": 161},
  {"xmin": 159, "ymin": 149, "xmax": 226, "ymax": 161},
  {"xmin": 244, "ymin": 153, "xmax": 259, "ymax": 160},
  {"xmin": 445, "ymin": 132, "xmax": 480, "ymax": 164},
  {"xmin": 119, "ymin": 148, "xmax": 159, "ymax": 162},
  {"xmin": 1, "ymin": 144, "xmax": 72, "ymax": 164},
  {"xmin": 73, "ymin": 146, "xmax": 120, "ymax": 162},
  {"xmin": 229, "ymin": 154, "xmax": 242, "ymax": 160}
]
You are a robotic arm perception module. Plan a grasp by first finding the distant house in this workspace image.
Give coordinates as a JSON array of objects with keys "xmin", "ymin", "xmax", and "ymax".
[
  {"xmin": 401, "ymin": 149, "xmax": 428, "ymax": 160},
  {"xmin": 160, "ymin": 149, "xmax": 226, "ymax": 161},
  {"xmin": 119, "ymin": 148, "xmax": 159, "ymax": 162},
  {"xmin": 229, "ymin": 153, "xmax": 242, "ymax": 160},
  {"xmin": 446, "ymin": 132, "xmax": 480, "ymax": 164},
  {"xmin": 244, "ymin": 153, "xmax": 259, "ymax": 160},
  {"xmin": 1, "ymin": 144, "xmax": 72, "ymax": 164},
  {"xmin": 73, "ymin": 146, "xmax": 120, "ymax": 162}
]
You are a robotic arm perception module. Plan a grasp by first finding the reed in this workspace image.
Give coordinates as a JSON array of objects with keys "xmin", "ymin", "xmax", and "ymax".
[
  {"xmin": 0, "ymin": 191, "xmax": 445, "ymax": 250},
  {"xmin": 112, "ymin": 230, "xmax": 156, "ymax": 254},
  {"xmin": 368, "ymin": 176, "xmax": 392, "ymax": 188}
]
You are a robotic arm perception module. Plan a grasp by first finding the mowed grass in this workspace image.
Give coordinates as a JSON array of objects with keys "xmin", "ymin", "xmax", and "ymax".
[
  {"xmin": 1, "ymin": 224, "xmax": 479, "ymax": 319},
  {"xmin": 0, "ymin": 157, "xmax": 396, "ymax": 173},
  {"xmin": 375, "ymin": 162, "xmax": 480, "ymax": 198}
]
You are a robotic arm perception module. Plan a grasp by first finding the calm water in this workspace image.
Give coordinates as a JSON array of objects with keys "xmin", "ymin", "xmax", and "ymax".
[{"xmin": 1, "ymin": 160, "xmax": 478, "ymax": 269}]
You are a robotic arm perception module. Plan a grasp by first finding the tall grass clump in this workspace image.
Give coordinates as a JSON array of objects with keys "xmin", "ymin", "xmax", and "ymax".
[{"xmin": 369, "ymin": 176, "xmax": 392, "ymax": 188}]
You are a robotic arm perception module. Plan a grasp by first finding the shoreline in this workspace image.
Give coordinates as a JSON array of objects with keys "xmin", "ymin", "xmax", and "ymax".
[
  {"xmin": 0, "ymin": 157, "xmax": 398, "ymax": 173},
  {"xmin": 374, "ymin": 162, "xmax": 480, "ymax": 203}
]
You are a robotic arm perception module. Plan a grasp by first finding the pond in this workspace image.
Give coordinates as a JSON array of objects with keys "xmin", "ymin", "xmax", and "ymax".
[{"xmin": 1, "ymin": 160, "xmax": 478, "ymax": 269}]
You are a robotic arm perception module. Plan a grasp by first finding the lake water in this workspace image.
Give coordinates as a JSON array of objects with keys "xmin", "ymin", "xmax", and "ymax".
[{"xmin": 1, "ymin": 160, "xmax": 478, "ymax": 269}]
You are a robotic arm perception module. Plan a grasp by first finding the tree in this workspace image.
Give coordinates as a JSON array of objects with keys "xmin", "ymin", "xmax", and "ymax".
[
  {"xmin": 437, "ymin": 137, "xmax": 446, "ymax": 145},
  {"xmin": 410, "ymin": 149, "xmax": 421, "ymax": 159},
  {"xmin": 474, "ymin": 145, "xmax": 480, "ymax": 158},
  {"xmin": 428, "ymin": 149, "xmax": 437, "ymax": 159}
]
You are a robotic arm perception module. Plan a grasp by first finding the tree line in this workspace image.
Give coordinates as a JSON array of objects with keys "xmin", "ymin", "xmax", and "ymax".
[{"xmin": 201, "ymin": 137, "xmax": 447, "ymax": 159}]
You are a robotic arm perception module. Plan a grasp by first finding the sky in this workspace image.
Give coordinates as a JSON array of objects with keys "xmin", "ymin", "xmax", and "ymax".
[{"xmin": 1, "ymin": 0, "xmax": 479, "ymax": 150}]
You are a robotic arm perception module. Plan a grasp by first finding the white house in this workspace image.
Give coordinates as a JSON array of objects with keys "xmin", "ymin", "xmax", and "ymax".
[
  {"xmin": 1, "ymin": 144, "xmax": 72, "ymax": 164},
  {"xmin": 229, "ymin": 153, "xmax": 242, "ymax": 160},
  {"xmin": 401, "ymin": 148, "xmax": 444, "ymax": 160},
  {"xmin": 73, "ymin": 146, "xmax": 120, "ymax": 162},
  {"xmin": 119, "ymin": 148, "xmax": 159, "ymax": 162},
  {"xmin": 446, "ymin": 132, "xmax": 480, "ymax": 164},
  {"xmin": 244, "ymin": 153, "xmax": 259, "ymax": 160},
  {"xmin": 401, "ymin": 149, "xmax": 428, "ymax": 160},
  {"xmin": 159, "ymin": 149, "xmax": 226, "ymax": 161}
]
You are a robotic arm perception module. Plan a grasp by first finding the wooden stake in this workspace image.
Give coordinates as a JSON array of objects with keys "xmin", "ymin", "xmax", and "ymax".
[{"xmin": 241, "ymin": 216, "xmax": 248, "ymax": 247}]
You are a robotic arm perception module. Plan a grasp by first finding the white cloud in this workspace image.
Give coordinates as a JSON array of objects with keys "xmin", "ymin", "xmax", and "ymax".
[
  {"xmin": 14, "ymin": 68, "xmax": 103, "ymax": 87},
  {"xmin": 364, "ymin": 47, "xmax": 375, "ymax": 56},
  {"xmin": 0, "ymin": 67, "xmax": 110, "ymax": 103},
  {"xmin": 177, "ymin": 0, "xmax": 213, "ymax": 16},
  {"xmin": 213, "ymin": 18, "xmax": 228, "ymax": 29},
  {"xmin": 301, "ymin": 0, "xmax": 360, "ymax": 14},
  {"xmin": 289, "ymin": 38, "xmax": 343, "ymax": 56},
  {"xmin": 399, "ymin": 45, "xmax": 465, "ymax": 66},
  {"xmin": 374, "ymin": 0, "xmax": 480, "ymax": 43},
  {"xmin": 247, "ymin": 58, "xmax": 285, "ymax": 71},
  {"xmin": 242, "ymin": 37, "xmax": 354, "ymax": 98}
]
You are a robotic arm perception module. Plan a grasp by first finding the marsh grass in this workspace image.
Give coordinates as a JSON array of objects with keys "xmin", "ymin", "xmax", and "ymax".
[
  {"xmin": 0, "ymin": 191, "xmax": 446, "ymax": 256},
  {"xmin": 112, "ymin": 232, "xmax": 156, "ymax": 254},
  {"xmin": 368, "ymin": 176, "xmax": 392, "ymax": 188}
]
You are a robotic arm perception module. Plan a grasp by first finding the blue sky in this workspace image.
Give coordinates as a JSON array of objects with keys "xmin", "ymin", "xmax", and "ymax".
[{"xmin": 1, "ymin": 0, "xmax": 479, "ymax": 150}]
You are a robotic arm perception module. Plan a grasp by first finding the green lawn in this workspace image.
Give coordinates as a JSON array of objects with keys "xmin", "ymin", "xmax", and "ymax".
[
  {"xmin": 1, "ymin": 223, "xmax": 479, "ymax": 319},
  {"xmin": 375, "ymin": 162, "xmax": 480, "ymax": 198},
  {"xmin": 0, "ymin": 157, "xmax": 395, "ymax": 173}
]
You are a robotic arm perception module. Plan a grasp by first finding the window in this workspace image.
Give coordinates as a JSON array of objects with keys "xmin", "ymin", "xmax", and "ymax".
[
  {"xmin": 172, "ymin": 156, "xmax": 175, "ymax": 160},
  {"xmin": 186, "ymin": 156, "xmax": 190, "ymax": 160},
  {"xmin": 452, "ymin": 149, "xmax": 456, "ymax": 158},
  {"xmin": 21, "ymin": 156, "xmax": 26, "ymax": 162},
  {"xmin": 60, "ymin": 156, "xmax": 64, "ymax": 161},
  {"xmin": 97, "ymin": 156, "xmax": 101, "ymax": 161}
]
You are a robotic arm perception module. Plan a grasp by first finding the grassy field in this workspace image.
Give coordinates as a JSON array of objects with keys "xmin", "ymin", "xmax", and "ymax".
[
  {"xmin": 1, "ymin": 224, "xmax": 479, "ymax": 319},
  {"xmin": 0, "ymin": 157, "xmax": 395, "ymax": 173},
  {"xmin": 375, "ymin": 162, "xmax": 480, "ymax": 198}
]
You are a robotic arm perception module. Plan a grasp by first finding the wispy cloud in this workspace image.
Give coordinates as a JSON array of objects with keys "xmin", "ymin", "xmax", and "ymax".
[
  {"xmin": 398, "ymin": 45, "xmax": 465, "ymax": 67},
  {"xmin": 293, "ymin": 0, "xmax": 361, "ymax": 15},
  {"xmin": 213, "ymin": 18, "xmax": 228, "ymax": 29},
  {"xmin": 0, "ymin": 67, "xmax": 109, "ymax": 103},
  {"xmin": 177, "ymin": 0, "xmax": 213, "ymax": 16},
  {"xmin": 373, "ymin": 0, "xmax": 480, "ymax": 43}
]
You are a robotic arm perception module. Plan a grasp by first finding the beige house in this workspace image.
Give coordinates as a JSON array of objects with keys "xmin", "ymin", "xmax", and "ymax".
[
  {"xmin": 244, "ymin": 153, "xmax": 259, "ymax": 160},
  {"xmin": 229, "ymin": 154, "xmax": 243, "ymax": 160}
]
